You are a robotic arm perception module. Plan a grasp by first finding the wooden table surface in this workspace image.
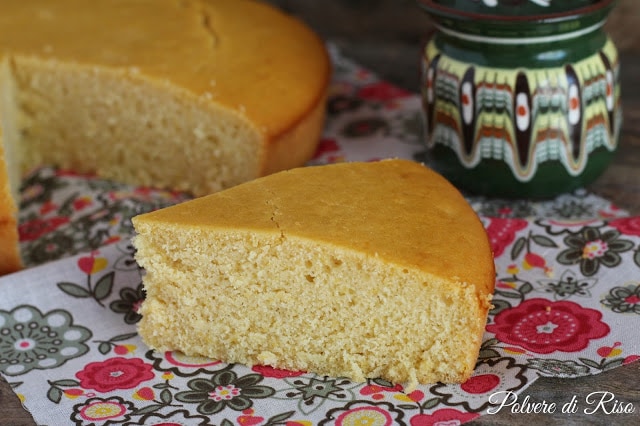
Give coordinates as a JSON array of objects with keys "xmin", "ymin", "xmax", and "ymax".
[{"xmin": 2, "ymin": 45, "xmax": 640, "ymax": 426}]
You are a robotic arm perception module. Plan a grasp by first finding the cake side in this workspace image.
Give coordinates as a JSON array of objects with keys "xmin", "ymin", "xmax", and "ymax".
[
  {"xmin": 260, "ymin": 90, "xmax": 329, "ymax": 177},
  {"xmin": 0, "ymin": 57, "xmax": 21, "ymax": 275},
  {"xmin": 0, "ymin": 218, "xmax": 20, "ymax": 276},
  {"xmin": 0, "ymin": 133, "xmax": 21, "ymax": 275},
  {"xmin": 200, "ymin": 0, "xmax": 332, "ymax": 141},
  {"xmin": 134, "ymin": 226, "xmax": 491, "ymax": 387}
]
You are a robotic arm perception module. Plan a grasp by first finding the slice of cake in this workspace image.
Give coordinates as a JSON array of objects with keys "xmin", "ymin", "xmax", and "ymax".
[
  {"xmin": 132, "ymin": 159, "xmax": 495, "ymax": 388},
  {"xmin": 0, "ymin": 0, "xmax": 330, "ymax": 275}
]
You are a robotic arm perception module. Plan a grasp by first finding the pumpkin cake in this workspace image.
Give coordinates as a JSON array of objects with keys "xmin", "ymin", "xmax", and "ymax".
[
  {"xmin": 132, "ymin": 159, "xmax": 495, "ymax": 388},
  {"xmin": 0, "ymin": 0, "xmax": 330, "ymax": 275}
]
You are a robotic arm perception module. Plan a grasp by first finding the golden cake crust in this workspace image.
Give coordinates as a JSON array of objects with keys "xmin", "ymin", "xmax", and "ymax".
[{"xmin": 135, "ymin": 159, "xmax": 495, "ymax": 299}]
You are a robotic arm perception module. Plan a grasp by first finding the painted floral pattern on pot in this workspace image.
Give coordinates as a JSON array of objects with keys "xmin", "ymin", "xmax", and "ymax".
[
  {"xmin": 422, "ymin": 38, "xmax": 620, "ymax": 193},
  {"xmin": 418, "ymin": 0, "xmax": 620, "ymax": 198},
  {"xmin": 1, "ymin": 44, "xmax": 639, "ymax": 425}
]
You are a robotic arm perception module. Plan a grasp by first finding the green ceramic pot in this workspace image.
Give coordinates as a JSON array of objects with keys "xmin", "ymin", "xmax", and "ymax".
[{"xmin": 418, "ymin": 0, "xmax": 620, "ymax": 198}]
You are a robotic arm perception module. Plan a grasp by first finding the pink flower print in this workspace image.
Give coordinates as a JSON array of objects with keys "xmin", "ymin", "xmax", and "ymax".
[
  {"xmin": 627, "ymin": 294, "xmax": 640, "ymax": 305},
  {"xmin": 609, "ymin": 216, "xmax": 640, "ymax": 236},
  {"xmin": 360, "ymin": 382, "xmax": 404, "ymax": 400},
  {"xmin": 77, "ymin": 253, "xmax": 108, "ymax": 275},
  {"xmin": 133, "ymin": 386, "xmax": 155, "ymax": 401},
  {"xmin": 312, "ymin": 138, "xmax": 340, "ymax": 160},
  {"xmin": 460, "ymin": 374, "xmax": 501, "ymax": 394},
  {"xmin": 430, "ymin": 358, "xmax": 528, "ymax": 412},
  {"xmin": 601, "ymin": 283, "xmax": 640, "ymax": 314},
  {"xmin": 357, "ymin": 82, "xmax": 412, "ymax": 101},
  {"xmin": 522, "ymin": 252, "xmax": 553, "ymax": 276},
  {"xmin": 487, "ymin": 298, "xmax": 610, "ymax": 354},
  {"xmin": 319, "ymin": 401, "xmax": 405, "ymax": 426},
  {"xmin": 209, "ymin": 384, "xmax": 240, "ymax": 401},
  {"xmin": 557, "ymin": 226, "xmax": 633, "ymax": 276},
  {"xmin": 76, "ymin": 357, "xmax": 154, "ymax": 392},
  {"xmin": 334, "ymin": 405, "xmax": 394, "ymax": 425},
  {"xmin": 21, "ymin": 183, "xmax": 45, "ymax": 204},
  {"xmin": 55, "ymin": 168, "xmax": 96, "ymax": 178},
  {"xmin": 624, "ymin": 355, "xmax": 640, "ymax": 365},
  {"xmin": 236, "ymin": 408, "xmax": 264, "ymax": 426},
  {"xmin": 251, "ymin": 364, "xmax": 304, "ymax": 379},
  {"xmin": 582, "ymin": 239, "xmax": 608, "ymax": 259},
  {"xmin": 71, "ymin": 396, "xmax": 133, "ymax": 424},
  {"xmin": 486, "ymin": 218, "xmax": 528, "ymax": 257},
  {"xmin": 597, "ymin": 342, "xmax": 622, "ymax": 358},
  {"xmin": 410, "ymin": 408, "xmax": 479, "ymax": 426},
  {"xmin": 18, "ymin": 216, "xmax": 69, "ymax": 242},
  {"xmin": 72, "ymin": 196, "xmax": 93, "ymax": 211},
  {"xmin": 39, "ymin": 201, "xmax": 58, "ymax": 215}
]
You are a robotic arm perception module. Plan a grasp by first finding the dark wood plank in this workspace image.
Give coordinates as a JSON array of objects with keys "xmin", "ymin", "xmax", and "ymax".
[{"xmin": 0, "ymin": 375, "xmax": 36, "ymax": 425}]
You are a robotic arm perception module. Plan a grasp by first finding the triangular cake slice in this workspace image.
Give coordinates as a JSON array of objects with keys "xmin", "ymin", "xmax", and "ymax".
[{"xmin": 132, "ymin": 159, "xmax": 495, "ymax": 388}]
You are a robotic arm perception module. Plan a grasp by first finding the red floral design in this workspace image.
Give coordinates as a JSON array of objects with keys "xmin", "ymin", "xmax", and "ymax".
[
  {"xmin": 460, "ymin": 374, "xmax": 500, "ymax": 394},
  {"xmin": 21, "ymin": 183, "xmax": 45, "ymax": 203},
  {"xmin": 18, "ymin": 216, "xmax": 69, "ymax": 242},
  {"xmin": 487, "ymin": 298, "xmax": 610, "ymax": 354},
  {"xmin": 40, "ymin": 201, "xmax": 58, "ymax": 215},
  {"xmin": 522, "ymin": 252, "xmax": 553, "ymax": 275},
  {"xmin": 312, "ymin": 138, "xmax": 341, "ymax": 159},
  {"xmin": 624, "ymin": 355, "xmax": 640, "ymax": 364},
  {"xmin": 360, "ymin": 382, "xmax": 404, "ymax": 400},
  {"xmin": 251, "ymin": 365, "xmax": 304, "ymax": 379},
  {"xmin": 485, "ymin": 218, "xmax": 528, "ymax": 257},
  {"xmin": 77, "ymin": 253, "xmax": 108, "ymax": 275},
  {"xmin": 597, "ymin": 342, "xmax": 622, "ymax": 358},
  {"xmin": 409, "ymin": 408, "xmax": 479, "ymax": 426},
  {"xmin": 357, "ymin": 82, "xmax": 412, "ymax": 101},
  {"xmin": 609, "ymin": 216, "xmax": 640, "ymax": 236},
  {"xmin": 237, "ymin": 408, "xmax": 264, "ymax": 426},
  {"xmin": 133, "ymin": 386, "xmax": 155, "ymax": 401},
  {"xmin": 72, "ymin": 196, "xmax": 93, "ymax": 211},
  {"xmin": 76, "ymin": 357, "xmax": 154, "ymax": 392},
  {"xmin": 55, "ymin": 168, "xmax": 96, "ymax": 178}
]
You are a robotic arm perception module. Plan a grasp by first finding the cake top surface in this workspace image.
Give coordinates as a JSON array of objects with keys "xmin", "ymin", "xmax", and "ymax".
[
  {"xmin": 0, "ymin": 0, "xmax": 330, "ymax": 138},
  {"xmin": 134, "ymin": 159, "xmax": 495, "ymax": 296}
]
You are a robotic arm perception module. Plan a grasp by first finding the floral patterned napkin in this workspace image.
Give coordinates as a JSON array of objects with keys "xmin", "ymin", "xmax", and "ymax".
[{"xmin": 1, "ymin": 44, "xmax": 639, "ymax": 426}]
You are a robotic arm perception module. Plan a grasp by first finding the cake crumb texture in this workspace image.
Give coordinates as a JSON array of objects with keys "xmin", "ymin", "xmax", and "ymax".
[{"xmin": 133, "ymin": 159, "xmax": 495, "ymax": 387}]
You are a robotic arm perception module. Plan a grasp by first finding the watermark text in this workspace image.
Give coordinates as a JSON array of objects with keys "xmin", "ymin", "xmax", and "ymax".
[{"xmin": 487, "ymin": 391, "xmax": 636, "ymax": 416}]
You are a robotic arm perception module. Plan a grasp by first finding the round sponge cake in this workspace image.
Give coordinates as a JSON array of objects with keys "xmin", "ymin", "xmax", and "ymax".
[{"xmin": 0, "ymin": 0, "xmax": 330, "ymax": 275}]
